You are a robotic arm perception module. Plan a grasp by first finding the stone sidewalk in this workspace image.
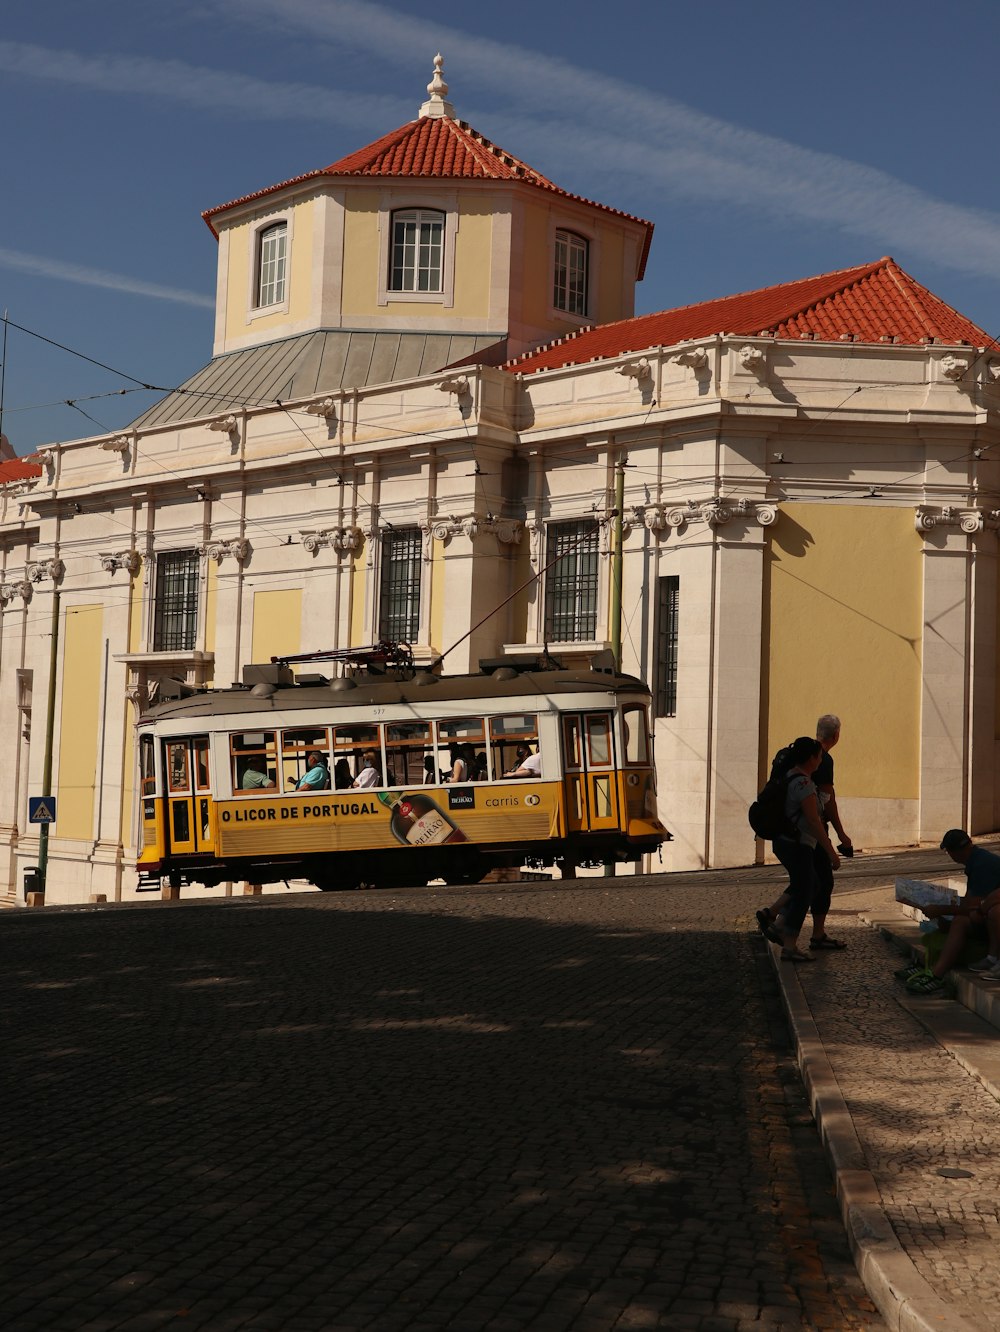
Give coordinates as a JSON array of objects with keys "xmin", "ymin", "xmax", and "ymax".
[{"xmin": 767, "ymin": 880, "xmax": 1000, "ymax": 1332}]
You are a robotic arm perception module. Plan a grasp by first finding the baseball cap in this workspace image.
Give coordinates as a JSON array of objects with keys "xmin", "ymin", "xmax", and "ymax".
[{"xmin": 940, "ymin": 829, "xmax": 972, "ymax": 853}]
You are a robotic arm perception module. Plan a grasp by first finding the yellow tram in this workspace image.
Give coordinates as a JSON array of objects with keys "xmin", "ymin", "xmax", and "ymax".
[{"xmin": 136, "ymin": 654, "xmax": 669, "ymax": 891}]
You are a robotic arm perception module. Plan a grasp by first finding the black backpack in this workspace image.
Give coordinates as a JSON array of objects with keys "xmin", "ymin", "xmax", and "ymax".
[{"xmin": 748, "ymin": 747, "xmax": 798, "ymax": 841}]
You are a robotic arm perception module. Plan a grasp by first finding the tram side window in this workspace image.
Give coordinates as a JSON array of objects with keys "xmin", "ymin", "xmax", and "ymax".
[
  {"xmin": 622, "ymin": 706, "xmax": 650, "ymax": 764},
  {"xmin": 281, "ymin": 727, "xmax": 331, "ymax": 792},
  {"xmin": 332, "ymin": 725, "xmax": 383, "ymax": 787},
  {"xmin": 385, "ymin": 722, "xmax": 432, "ymax": 787},
  {"xmin": 436, "ymin": 717, "xmax": 487, "ymax": 782},
  {"xmin": 166, "ymin": 742, "xmax": 191, "ymax": 793},
  {"xmin": 489, "ymin": 714, "xmax": 539, "ymax": 779},
  {"xmin": 193, "ymin": 737, "xmax": 211, "ymax": 791},
  {"xmin": 140, "ymin": 735, "xmax": 157, "ymax": 795},
  {"xmin": 231, "ymin": 732, "xmax": 277, "ymax": 792}
]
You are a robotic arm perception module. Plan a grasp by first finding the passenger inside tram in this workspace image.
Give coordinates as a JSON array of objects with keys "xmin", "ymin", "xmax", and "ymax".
[
  {"xmin": 333, "ymin": 758, "xmax": 353, "ymax": 789},
  {"xmin": 241, "ymin": 756, "xmax": 274, "ymax": 789}
]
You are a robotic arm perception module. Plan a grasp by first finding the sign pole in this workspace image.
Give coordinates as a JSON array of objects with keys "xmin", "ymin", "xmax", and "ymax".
[{"xmin": 36, "ymin": 587, "xmax": 60, "ymax": 902}]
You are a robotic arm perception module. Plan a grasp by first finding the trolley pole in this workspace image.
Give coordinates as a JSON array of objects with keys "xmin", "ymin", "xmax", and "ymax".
[
  {"xmin": 36, "ymin": 587, "xmax": 60, "ymax": 903},
  {"xmin": 610, "ymin": 458, "xmax": 625, "ymax": 672}
]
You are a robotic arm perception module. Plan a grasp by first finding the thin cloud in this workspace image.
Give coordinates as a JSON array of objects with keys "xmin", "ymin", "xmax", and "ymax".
[
  {"xmin": 0, "ymin": 247, "xmax": 214, "ymax": 308},
  {"xmin": 0, "ymin": 39, "xmax": 407, "ymax": 127},
  {"xmin": 217, "ymin": 0, "xmax": 1000, "ymax": 283}
]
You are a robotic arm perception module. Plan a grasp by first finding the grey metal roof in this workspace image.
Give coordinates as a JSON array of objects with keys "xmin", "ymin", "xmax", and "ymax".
[
  {"xmin": 130, "ymin": 329, "xmax": 506, "ymax": 431},
  {"xmin": 139, "ymin": 668, "xmax": 649, "ymax": 724}
]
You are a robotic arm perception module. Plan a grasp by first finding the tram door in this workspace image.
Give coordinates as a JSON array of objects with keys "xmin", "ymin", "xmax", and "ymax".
[
  {"xmin": 163, "ymin": 737, "xmax": 214, "ymax": 856},
  {"xmin": 560, "ymin": 712, "xmax": 619, "ymax": 834}
]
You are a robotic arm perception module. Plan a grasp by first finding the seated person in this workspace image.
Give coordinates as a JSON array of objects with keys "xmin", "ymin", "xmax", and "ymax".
[
  {"xmin": 295, "ymin": 750, "xmax": 330, "ymax": 790},
  {"xmin": 352, "ymin": 750, "xmax": 381, "ymax": 789},
  {"xmin": 507, "ymin": 745, "xmax": 541, "ymax": 778},
  {"xmin": 904, "ymin": 829, "xmax": 1000, "ymax": 994},
  {"xmin": 423, "ymin": 755, "xmax": 438, "ymax": 785},
  {"xmin": 443, "ymin": 743, "xmax": 468, "ymax": 785},
  {"xmin": 241, "ymin": 757, "xmax": 274, "ymax": 789},
  {"xmin": 333, "ymin": 758, "xmax": 353, "ymax": 790},
  {"xmin": 472, "ymin": 750, "xmax": 489, "ymax": 782}
]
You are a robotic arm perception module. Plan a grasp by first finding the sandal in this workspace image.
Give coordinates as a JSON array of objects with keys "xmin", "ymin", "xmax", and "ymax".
[
  {"xmin": 809, "ymin": 935, "xmax": 847, "ymax": 950},
  {"xmin": 756, "ymin": 909, "xmax": 783, "ymax": 945},
  {"xmin": 780, "ymin": 949, "xmax": 815, "ymax": 963}
]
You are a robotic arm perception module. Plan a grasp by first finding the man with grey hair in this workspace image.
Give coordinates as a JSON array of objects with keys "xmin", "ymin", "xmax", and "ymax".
[{"xmin": 756, "ymin": 712, "xmax": 853, "ymax": 949}]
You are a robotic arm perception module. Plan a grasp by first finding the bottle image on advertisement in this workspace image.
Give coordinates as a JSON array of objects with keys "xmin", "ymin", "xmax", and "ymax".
[{"xmin": 378, "ymin": 790, "xmax": 468, "ymax": 846}]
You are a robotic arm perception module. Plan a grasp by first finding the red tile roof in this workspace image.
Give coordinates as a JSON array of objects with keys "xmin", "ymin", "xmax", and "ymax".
[
  {"xmin": 0, "ymin": 458, "xmax": 42, "ymax": 483},
  {"xmin": 203, "ymin": 116, "xmax": 654, "ymax": 277},
  {"xmin": 504, "ymin": 258, "xmax": 993, "ymax": 374}
]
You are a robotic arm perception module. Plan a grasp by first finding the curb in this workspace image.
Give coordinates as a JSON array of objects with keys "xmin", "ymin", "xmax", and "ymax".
[{"xmin": 769, "ymin": 942, "xmax": 990, "ymax": 1332}]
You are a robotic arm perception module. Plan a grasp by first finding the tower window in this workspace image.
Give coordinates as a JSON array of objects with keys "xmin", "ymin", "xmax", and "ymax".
[
  {"xmin": 389, "ymin": 210, "xmax": 444, "ymax": 293},
  {"xmin": 553, "ymin": 230, "xmax": 588, "ymax": 316},
  {"xmin": 256, "ymin": 222, "xmax": 287, "ymax": 308}
]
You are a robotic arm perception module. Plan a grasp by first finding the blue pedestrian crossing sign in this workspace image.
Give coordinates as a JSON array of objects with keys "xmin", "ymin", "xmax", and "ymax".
[{"xmin": 28, "ymin": 797, "xmax": 57, "ymax": 824}]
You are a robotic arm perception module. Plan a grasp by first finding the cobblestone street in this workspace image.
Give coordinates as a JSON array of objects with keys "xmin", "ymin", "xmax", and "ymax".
[{"xmin": 1, "ymin": 874, "xmax": 885, "ymax": 1330}]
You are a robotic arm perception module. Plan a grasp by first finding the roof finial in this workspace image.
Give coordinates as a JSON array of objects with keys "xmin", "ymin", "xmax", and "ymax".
[{"xmin": 419, "ymin": 53, "xmax": 456, "ymax": 120}]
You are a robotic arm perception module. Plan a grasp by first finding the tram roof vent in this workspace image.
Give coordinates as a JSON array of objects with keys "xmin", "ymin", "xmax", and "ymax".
[{"xmin": 242, "ymin": 662, "xmax": 295, "ymax": 688}]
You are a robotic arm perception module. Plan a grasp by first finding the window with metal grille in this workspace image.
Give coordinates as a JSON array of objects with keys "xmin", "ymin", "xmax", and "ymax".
[
  {"xmin": 655, "ymin": 575, "xmax": 679, "ymax": 716},
  {"xmin": 153, "ymin": 551, "xmax": 200, "ymax": 652},
  {"xmin": 389, "ymin": 209, "xmax": 444, "ymax": 293},
  {"xmin": 256, "ymin": 222, "xmax": 287, "ymax": 308},
  {"xmin": 378, "ymin": 528, "xmax": 422, "ymax": 642},
  {"xmin": 543, "ymin": 520, "xmax": 598, "ymax": 642},
  {"xmin": 553, "ymin": 230, "xmax": 588, "ymax": 316}
]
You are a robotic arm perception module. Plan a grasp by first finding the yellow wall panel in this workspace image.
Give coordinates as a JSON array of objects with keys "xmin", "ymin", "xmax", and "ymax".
[
  {"xmin": 450, "ymin": 203, "xmax": 492, "ymax": 318},
  {"xmin": 57, "ymin": 604, "xmax": 104, "ymax": 840},
  {"xmin": 342, "ymin": 197, "xmax": 382, "ymax": 318},
  {"xmin": 765, "ymin": 504, "xmax": 921, "ymax": 799},
  {"xmin": 223, "ymin": 199, "xmax": 313, "ymax": 342},
  {"xmin": 251, "ymin": 589, "xmax": 302, "ymax": 663}
]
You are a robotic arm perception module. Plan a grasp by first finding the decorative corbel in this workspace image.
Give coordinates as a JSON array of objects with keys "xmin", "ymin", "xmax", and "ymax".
[
  {"xmin": 485, "ymin": 518, "xmax": 522, "ymax": 545},
  {"xmin": 304, "ymin": 397, "xmax": 338, "ymax": 421},
  {"xmin": 525, "ymin": 517, "xmax": 543, "ymax": 567},
  {"xmin": 100, "ymin": 550, "xmax": 141, "ymax": 576},
  {"xmin": 0, "ymin": 579, "xmax": 32, "ymax": 606},
  {"xmin": 940, "ymin": 354, "xmax": 971, "ymax": 383},
  {"xmin": 915, "ymin": 504, "xmax": 998, "ymax": 535},
  {"xmin": 28, "ymin": 558, "xmax": 64, "ymax": 584},
  {"xmin": 643, "ymin": 505, "xmax": 667, "ymax": 532},
  {"xmin": 987, "ymin": 362, "xmax": 1000, "ymax": 383},
  {"xmin": 616, "ymin": 358, "xmax": 652, "ymax": 383},
  {"xmin": 671, "ymin": 347, "xmax": 709, "ymax": 371},
  {"xmin": 208, "ymin": 415, "xmax": 240, "ymax": 444},
  {"xmin": 437, "ymin": 375, "xmax": 470, "ymax": 397},
  {"xmin": 199, "ymin": 538, "xmax": 250, "ymax": 565},
  {"xmin": 33, "ymin": 448, "xmax": 56, "ymax": 479},
  {"xmin": 738, "ymin": 345, "xmax": 767, "ymax": 376},
  {"xmin": 361, "ymin": 523, "xmax": 378, "ymax": 568},
  {"xmin": 100, "ymin": 434, "xmax": 131, "ymax": 454}
]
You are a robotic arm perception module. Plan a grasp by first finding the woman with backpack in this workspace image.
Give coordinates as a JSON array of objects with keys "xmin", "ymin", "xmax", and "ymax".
[{"xmin": 757, "ymin": 736, "xmax": 840, "ymax": 962}]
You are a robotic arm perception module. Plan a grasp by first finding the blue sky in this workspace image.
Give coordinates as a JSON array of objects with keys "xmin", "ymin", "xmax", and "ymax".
[{"xmin": 4, "ymin": 0, "xmax": 1000, "ymax": 453}]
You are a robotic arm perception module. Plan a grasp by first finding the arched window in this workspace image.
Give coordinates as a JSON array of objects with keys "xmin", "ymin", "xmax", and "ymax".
[
  {"xmin": 553, "ymin": 230, "xmax": 589, "ymax": 316},
  {"xmin": 389, "ymin": 209, "xmax": 444, "ymax": 293},
  {"xmin": 256, "ymin": 222, "xmax": 287, "ymax": 308}
]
